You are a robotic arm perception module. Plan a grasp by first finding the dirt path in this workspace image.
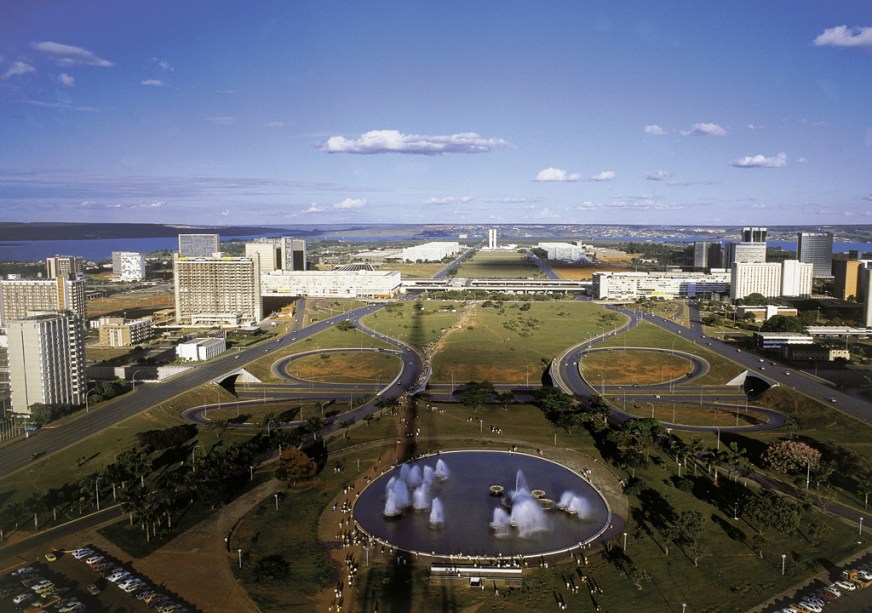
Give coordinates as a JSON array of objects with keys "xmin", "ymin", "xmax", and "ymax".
[{"xmin": 135, "ymin": 479, "xmax": 281, "ymax": 612}]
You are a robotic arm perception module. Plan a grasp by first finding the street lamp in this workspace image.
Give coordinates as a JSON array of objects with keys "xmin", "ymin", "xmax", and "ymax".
[
  {"xmin": 715, "ymin": 427, "xmax": 720, "ymax": 450},
  {"xmin": 678, "ymin": 462, "xmax": 682, "ymax": 477},
  {"xmin": 781, "ymin": 553, "xmax": 786, "ymax": 575},
  {"xmin": 84, "ymin": 388, "xmax": 98, "ymax": 413},
  {"xmin": 249, "ymin": 465, "xmax": 254, "ymax": 480},
  {"xmin": 733, "ymin": 503, "xmax": 738, "ymax": 520},
  {"xmin": 648, "ymin": 402, "xmax": 655, "ymax": 419},
  {"xmin": 623, "ymin": 532, "xmax": 627, "ymax": 551},
  {"xmin": 95, "ymin": 477, "xmax": 102, "ymax": 511},
  {"xmin": 860, "ymin": 516, "xmax": 864, "ymax": 538},
  {"xmin": 274, "ymin": 493, "xmax": 280, "ymax": 511},
  {"xmin": 131, "ymin": 369, "xmax": 142, "ymax": 391},
  {"xmin": 238, "ymin": 548, "xmax": 243, "ymax": 568},
  {"xmin": 806, "ymin": 459, "xmax": 811, "ymax": 490}
]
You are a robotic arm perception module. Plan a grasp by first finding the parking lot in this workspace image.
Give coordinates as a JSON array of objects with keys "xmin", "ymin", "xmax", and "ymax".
[{"xmin": 1, "ymin": 545, "xmax": 193, "ymax": 612}]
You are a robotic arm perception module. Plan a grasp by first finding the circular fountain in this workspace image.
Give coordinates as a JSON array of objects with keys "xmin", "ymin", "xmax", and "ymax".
[{"xmin": 353, "ymin": 450, "xmax": 611, "ymax": 558}]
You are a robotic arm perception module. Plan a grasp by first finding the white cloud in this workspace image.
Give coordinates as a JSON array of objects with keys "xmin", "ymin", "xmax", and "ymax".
[
  {"xmin": 682, "ymin": 122, "xmax": 726, "ymax": 136},
  {"xmin": 730, "ymin": 152, "xmax": 787, "ymax": 168},
  {"xmin": 2, "ymin": 61, "xmax": 36, "ymax": 79},
  {"xmin": 304, "ymin": 203, "xmax": 327, "ymax": 213},
  {"xmin": 221, "ymin": 209, "xmax": 230, "ymax": 217},
  {"xmin": 141, "ymin": 79, "xmax": 165, "ymax": 87},
  {"xmin": 32, "ymin": 41, "xmax": 113, "ymax": 67},
  {"xmin": 58, "ymin": 73, "xmax": 75, "ymax": 87},
  {"xmin": 746, "ymin": 123, "xmax": 763, "ymax": 130},
  {"xmin": 534, "ymin": 167, "xmax": 580, "ymax": 182},
  {"xmin": 153, "ymin": 57, "xmax": 174, "ymax": 72},
  {"xmin": 798, "ymin": 156, "xmax": 808, "ymax": 163},
  {"xmin": 814, "ymin": 25, "xmax": 872, "ymax": 48},
  {"xmin": 590, "ymin": 170, "xmax": 616, "ymax": 182},
  {"xmin": 319, "ymin": 129, "xmax": 510, "ymax": 155},
  {"xmin": 645, "ymin": 170, "xmax": 671, "ymax": 181},
  {"xmin": 644, "ymin": 124, "xmax": 667, "ymax": 135},
  {"xmin": 334, "ymin": 198, "xmax": 366, "ymax": 209},
  {"xmin": 424, "ymin": 196, "xmax": 474, "ymax": 205}
]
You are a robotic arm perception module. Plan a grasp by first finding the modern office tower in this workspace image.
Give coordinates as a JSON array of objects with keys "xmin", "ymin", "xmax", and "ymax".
[
  {"xmin": 797, "ymin": 231, "xmax": 834, "ymax": 278},
  {"xmin": 742, "ymin": 226, "xmax": 767, "ymax": 243},
  {"xmin": 245, "ymin": 239, "xmax": 282, "ymax": 273},
  {"xmin": 282, "ymin": 238, "xmax": 308, "ymax": 271},
  {"xmin": 833, "ymin": 259, "xmax": 862, "ymax": 301},
  {"xmin": 488, "ymin": 228, "xmax": 498, "ymax": 249},
  {"xmin": 173, "ymin": 253, "xmax": 261, "ymax": 326},
  {"xmin": 46, "ymin": 255, "xmax": 84, "ymax": 280},
  {"xmin": 730, "ymin": 262, "xmax": 782, "ymax": 301},
  {"xmin": 0, "ymin": 276, "xmax": 86, "ymax": 327},
  {"xmin": 178, "ymin": 233, "xmax": 220, "ymax": 258},
  {"xmin": 111, "ymin": 251, "xmax": 146, "ymax": 282},
  {"xmin": 7, "ymin": 311, "xmax": 85, "ymax": 415},
  {"xmin": 693, "ymin": 241, "xmax": 709, "ymax": 269},
  {"xmin": 781, "ymin": 260, "xmax": 814, "ymax": 298}
]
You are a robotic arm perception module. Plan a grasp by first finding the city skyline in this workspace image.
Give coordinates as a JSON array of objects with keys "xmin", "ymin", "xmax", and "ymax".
[{"xmin": 1, "ymin": 1, "xmax": 871, "ymax": 226}]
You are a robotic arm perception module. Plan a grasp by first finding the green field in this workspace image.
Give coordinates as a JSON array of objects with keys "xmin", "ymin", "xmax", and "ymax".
[
  {"xmin": 362, "ymin": 300, "xmax": 463, "ymax": 350},
  {"xmin": 452, "ymin": 249, "xmax": 544, "ymax": 279}
]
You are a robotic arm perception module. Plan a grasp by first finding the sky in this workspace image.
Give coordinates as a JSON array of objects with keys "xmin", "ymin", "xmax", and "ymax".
[{"xmin": 1, "ymin": 1, "xmax": 871, "ymax": 227}]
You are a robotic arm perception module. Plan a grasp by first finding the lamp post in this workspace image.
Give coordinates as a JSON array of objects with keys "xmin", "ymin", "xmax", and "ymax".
[
  {"xmin": 860, "ymin": 516, "xmax": 864, "ymax": 538},
  {"xmin": 623, "ymin": 532, "xmax": 627, "ymax": 551},
  {"xmin": 274, "ymin": 493, "xmax": 279, "ymax": 511},
  {"xmin": 682, "ymin": 604, "xmax": 686, "ymax": 613},
  {"xmin": 781, "ymin": 553, "xmax": 786, "ymax": 575},
  {"xmin": 84, "ymin": 388, "xmax": 98, "ymax": 413},
  {"xmin": 806, "ymin": 459, "xmax": 810, "ymax": 490},
  {"xmin": 733, "ymin": 503, "xmax": 738, "ymax": 520},
  {"xmin": 648, "ymin": 402, "xmax": 655, "ymax": 419},
  {"xmin": 249, "ymin": 465, "xmax": 254, "ymax": 481},
  {"xmin": 715, "ymin": 427, "xmax": 720, "ymax": 450},
  {"xmin": 95, "ymin": 477, "xmax": 102, "ymax": 511},
  {"xmin": 678, "ymin": 462, "xmax": 682, "ymax": 477},
  {"xmin": 238, "ymin": 548, "xmax": 243, "ymax": 568},
  {"xmin": 131, "ymin": 369, "xmax": 142, "ymax": 391}
]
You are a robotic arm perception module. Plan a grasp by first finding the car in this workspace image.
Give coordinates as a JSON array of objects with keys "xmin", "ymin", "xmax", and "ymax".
[
  {"xmin": 85, "ymin": 555, "xmax": 104, "ymax": 566},
  {"xmin": 70, "ymin": 549, "xmax": 92, "ymax": 560},
  {"xmin": 93, "ymin": 562, "xmax": 114, "ymax": 572},
  {"xmin": 784, "ymin": 371, "xmax": 791, "ymax": 375},
  {"xmin": 857, "ymin": 569, "xmax": 872, "ymax": 581},
  {"xmin": 124, "ymin": 581, "xmax": 147, "ymax": 593},
  {"xmin": 32, "ymin": 582, "xmax": 54, "ymax": 594},
  {"xmin": 817, "ymin": 587, "xmax": 839, "ymax": 601},
  {"xmin": 159, "ymin": 604, "xmax": 181, "ymax": 613},
  {"xmin": 804, "ymin": 595, "xmax": 825, "ymax": 607},
  {"xmin": 798, "ymin": 601, "xmax": 822, "ymax": 613},
  {"xmin": 58, "ymin": 603, "xmax": 85, "ymax": 613},
  {"xmin": 86, "ymin": 583, "xmax": 101, "ymax": 596},
  {"xmin": 835, "ymin": 579, "xmax": 856, "ymax": 591},
  {"xmin": 830, "ymin": 398, "xmax": 837, "ymax": 403},
  {"xmin": 107, "ymin": 571, "xmax": 129, "ymax": 583},
  {"xmin": 10, "ymin": 567, "xmax": 34, "ymax": 576},
  {"xmin": 137, "ymin": 590, "xmax": 157, "ymax": 601},
  {"xmin": 43, "ymin": 552, "xmax": 57, "ymax": 563},
  {"xmin": 823, "ymin": 585, "xmax": 842, "ymax": 598},
  {"xmin": 12, "ymin": 592, "xmax": 34, "ymax": 605},
  {"xmin": 118, "ymin": 577, "xmax": 140, "ymax": 590},
  {"xmin": 143, "ymin": 592, "xmax": 163, "ymax": 604}
]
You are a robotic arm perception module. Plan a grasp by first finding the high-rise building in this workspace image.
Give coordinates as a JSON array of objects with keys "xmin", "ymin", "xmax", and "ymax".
[
  {"xmin": 742, "ymin": 227, "xmax": 767, "ymax": 243},
  {"xmin": 730, "ymin": 262, "xmax": 782, "ymax": 301},
  {"xmin": 0, "ymin": 276, "xmax": 87, "ymax": 327},
  {"xmin": 864, "ymin": 268, "xmax": 872, "ymax": 328},
  {"xmin": 833, "ymin": 259, "xmax": 863, "ymax": 301},
  {"xmin": 725, "ymin": 242, "xmax": 767, "ymax": 265},
  {"xmin": 46, "ymin": 255, "xmax": 84, "ymax": 280},
  {"xmin": 173, "ymin": 253, "xmax": 262, "ymax": 326},
  {"xmin": 693, "ymin": 242, "xmax": 723, "ymax": 270},
  {"xmin": 797, "ymin": 231, "xmax": 834, "ymax": 278},
  {"xmin": 245, "ymin": 239, "xmax": 282, "ymax": 273},
  {"xmin": 178, "ymin": 233, "xmax": 220, "ymax": 258},
  {"xmin": 488, "ymin": 229, "xmax": 498, "ymax": 250},
  {"xmin": 282, "ymin": 238, "xmax": 308, "ymax": 271},
  {"xmin": 111, "ymin": 251, "xmax": 146, "ymax": 282},
  {"xmin": 781, "ymin": 260, "xmax": 814, "ymax": 298},
  {"xmin": 7, "ymin": 311, "xmax": 85, "ymax": 414}
]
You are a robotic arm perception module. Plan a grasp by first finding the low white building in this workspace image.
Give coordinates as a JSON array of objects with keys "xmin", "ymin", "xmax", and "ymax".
[
  {"xmin": 261, "ymin": 270, "xmax": 402, "ymax": 299},
  {"xmin": 537, "ymin": 242, "xmax": 587, "ymax": 261},
  {"xmin": 401, "ymin": 242, "xmax": 460, "ymax": 262},
  {"xmin": 591, "ymin": 270, "xmax": 730, "ymax": 301},
  {"xmin": 176, "ymin": 337, "xmax": 226, "ymax": 361}
]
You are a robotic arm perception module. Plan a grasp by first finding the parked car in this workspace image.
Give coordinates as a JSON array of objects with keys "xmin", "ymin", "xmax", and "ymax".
[
  {"xmin": 12, "ymin": 592, "xmax": 34, "ymax": 605},
  {"xmin": 835, "ymin": 579, "xmax": 856, "ymax": 591},
  {"xmin": 86, "ymin": 583, "xmax": 101, "ymax": 596},
  {"xmin": 43, "ymin": 552, "xmax": 57, "ymax": 563},
  {"xmin": 70, "ymin": 549, "xmax": 92, "ymax": 560},
  {"xmin": 10, "ymin": 567, "xmax": 34, "ymax": 576}
]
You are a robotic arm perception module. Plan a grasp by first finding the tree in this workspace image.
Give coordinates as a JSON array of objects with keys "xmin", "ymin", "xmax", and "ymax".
[
  {"xmin": 458, "ymin": 381, "xmax": 496, "ymax": 410},
  {"xmin": 335, "ymin": 320, "xmax": 354, "ymax": 332},
  {"xmin": 741, "ymin": 293, "xmax": 767, "ymax": 306},
  {"xmin": 762, "ymin": 440, "xmax": 821, "ymax": 476},
  {"xmin": 858, "ymin": 471, "xmax": 872, "ymax": 509},
  {"xmin": 275, "ymin": 448, "xmax": 317, "ymax": 483},
  {"xmin": 495, "ymin": 391, "xmax": 516, "ymax": 410},
  {"xmin": 761, "ymin": 315, "xmax": 807, "ymax": 334}
]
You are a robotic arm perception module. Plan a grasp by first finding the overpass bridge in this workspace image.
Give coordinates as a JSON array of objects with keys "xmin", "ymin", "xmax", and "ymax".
[{"xmin": 403, "ymin": 278, "xmax": 591, "ymax": 294}]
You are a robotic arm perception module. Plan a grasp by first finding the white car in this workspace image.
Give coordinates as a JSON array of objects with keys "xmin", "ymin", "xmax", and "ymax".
[
  {"xmin": 10, "ymin": 566, "xmax": 34, "ymax": 576},
  {"xmin": 824, "ymin": 584, "xmax": 842, "ymax": 597},
  {"xmin": 118, "ymin": 577, "xmax": 140, "ymax": 590},
  {"xmin": 856, "ymin": 569, "xmax": 872, "ymax": 581},
  {"xmin": 85, "ymin": 555, "xmax": 104, "ymax": 566},
  {"xmin": 12, "ymin": 593, "xmax": 34, "ymax": 605},
  {"xmin": 798, "ymin": 601, "xmax": 822, "ymax": 613},
  {"xmin": 107, "ymin": 571, "xmax": 129, "ymax": 583},
  {"xmin": 834, "ymin": 579, "xmax": 856, "ymax": 591},
  {"xmin": 71, "ymin": 549, "xmax": 93, "ymax": 560},
  {"xmin": 58, "ymin": 604, "xmax": 85, "ymax": 613}
]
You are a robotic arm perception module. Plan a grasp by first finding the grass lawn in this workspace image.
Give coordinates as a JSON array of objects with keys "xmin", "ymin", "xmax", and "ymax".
[
  {"xmin": 453, "ymin": 250, "xmax": 544, "ymax": 279},
  {"xmin": 362, "ymin": 300, "xmax": 463, "ymax": 351},
  {"xmin": 618, "ymin": 401, "xmax": 769, "ymax": 427},
  {"xmin": 287, "ymin": 351, "xmax": 401, "ymax": 384},
  {"xmin": 581, "ymin": 350, "xmax": 693, "ymax": 386},
  {"xmin": 377, "ymin": 262, "xmax": 445, "ymax": 278},
  {"xmin": 431, "ymin": 300, "xmax": 625, "ymax": 384},
  {"xmin": 598, "ymin": 321, "xmax": 745, "ymax": 385}
]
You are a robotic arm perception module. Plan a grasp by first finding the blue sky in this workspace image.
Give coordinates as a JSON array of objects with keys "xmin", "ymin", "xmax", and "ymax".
[{"xmin": 1, "ymin": 1, "xmax": 870, "ymax": 227}]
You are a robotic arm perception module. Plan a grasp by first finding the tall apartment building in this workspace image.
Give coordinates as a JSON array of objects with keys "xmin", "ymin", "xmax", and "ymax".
[
  {"xmin": 781, "ymin": 260, "xmax": 814, "ymax": 298},
  {"xmin": 111, "ymin": 251, "xmax": 146, "ymax": 282},
  {"xmin": 0, "ymin": 276, "xmax": 87, "ymax": 327},
  {"xmin": 797, "ymin": 231, "xmax": 834, "ymax": 278},
  {"xmin": 488, "ymin": 229, "xmax": 498, "ymax": 249},
  {"xmin": 7, "ymin": 311, "xmax": 85, "ymax": 414},
  {"xmin": 730, "ymin": 262, "xmax": 782, "ymax": 301},
  {"xmin": 178, "ymin": 233, "xmax": 220, "ymax": 258},
  {"xmin": 864, "ymin": 268, "xmax": 872, "ymax": 328},
  {"xmin": 173, "ymin": 253, "xmax": 261, "ymax": 326},
  {"xmin": 97, "ymin": 317, "xmax": 153, "ymax": 347},
  {"xmin": 46, "ymin": 255, "xmax": 84, "ymax": 280}
]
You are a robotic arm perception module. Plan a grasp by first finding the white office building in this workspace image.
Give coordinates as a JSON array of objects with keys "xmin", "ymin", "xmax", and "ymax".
[
  {"xmin": 591, "ymin": 270, "xmax": 730, "ymax": 301},
  {"xmin": 401, "ymin": 242, "xmax": 460, "ymax": 262},
  {"xmin": 112, "ymin": 251, "xmax": 146, "ymax": 282},
  {"xmin": 176, "ymin": 337, "xmax": 226, "ymax": 361},
  {"xmin": 730, "ymin": 262, "xmax": 782, "ymax": 301},
  {"xmin": 488, "ymin": 229, "xmax": 498, "ymax": 249},
  {"xmin": 173, "ymin": 253, "xmax": 262, "ymax": 326},
  {"xmin": 244, "ymin": 237, "xmax": 308, "ymax": 273},
  {"xmin": 261, "ymin": 270, "xmax": 401, "ymax": 299},
  {"xmin": 178, "ymin": 233, "xmax": 220, "ymax": 258},
  {"xmin": 538, "ymin": 242, "xmax": 586, "ymax": 261},
  {"xmin": 780, "ymin": 260, "xmax": 814, "ymax": 298}
]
